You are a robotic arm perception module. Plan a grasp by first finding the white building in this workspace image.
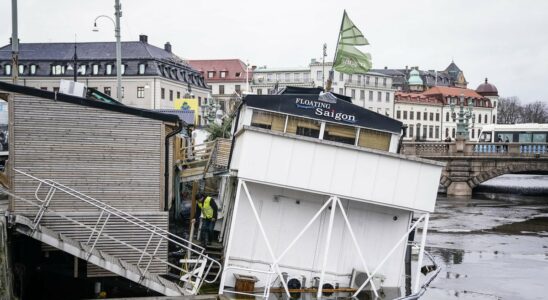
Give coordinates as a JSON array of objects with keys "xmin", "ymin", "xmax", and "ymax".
[
  {"xmin": 251, "ymin": 59, "xmax": 396, "ymax": 118},
  {"xmin": 0, "ymin": 35, "xmax": 210, "ymax": 112},
  {"xmin": 395, "ymin": 76, "xmax": 499, "ymax": 142}
]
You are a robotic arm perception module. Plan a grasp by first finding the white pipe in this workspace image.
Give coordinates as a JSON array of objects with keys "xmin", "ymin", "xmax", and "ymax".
[
  {"xmin": 242, "ymin": 181, "xmax": 291, "ymax": 297},
  {"xmin": 352, "ymin": 214, "xmax": 426, "ymax": 297},
  {"xmin": 316, "ymin": 197, "xmax": 336, "ymax": 298},
  {"xmin": 219, "ymin": 180, "xmax": 243, "ymax": 294},
  {"xmin": 335, "ymin": 198, "xmax": 378, "ymax": 297},
  {"xmin": 413, "ymin": 213, "xmax": 430, "ymax": 293}
]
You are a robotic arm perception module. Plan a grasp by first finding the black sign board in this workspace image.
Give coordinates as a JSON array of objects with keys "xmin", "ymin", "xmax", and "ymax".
[{"xmin": 244, "ymin": 94, "xmax": 402, "ymax": 134}]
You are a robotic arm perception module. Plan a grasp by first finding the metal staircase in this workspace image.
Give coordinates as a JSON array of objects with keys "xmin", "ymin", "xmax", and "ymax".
[{"xmin": 3, "ymin": 169, "xmax": 222, "ymax": 296}]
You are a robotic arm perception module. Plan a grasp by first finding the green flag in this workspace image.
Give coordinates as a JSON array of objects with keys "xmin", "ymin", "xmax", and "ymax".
[
  {"xmin": 333, "ymin": 11, "xmax": 372, "ymax": 74},
  {"xmin": 340, "ymin": 11, "xmax": 369, "ymax": 46}
]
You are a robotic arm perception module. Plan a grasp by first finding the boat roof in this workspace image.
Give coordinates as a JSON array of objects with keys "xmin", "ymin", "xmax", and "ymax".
[
  {"xmin": 0, "ymin": 81, "xmax": 181, "ymax": 124},
  {"xmin": 243, "ymin": 88, "xmax": 403, "ymax": 134}
]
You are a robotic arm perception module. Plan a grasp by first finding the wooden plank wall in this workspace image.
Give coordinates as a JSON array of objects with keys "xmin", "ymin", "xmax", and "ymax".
[{"xmin": 9, "ymin": 93, "xmax": 169, "ymax": 275}]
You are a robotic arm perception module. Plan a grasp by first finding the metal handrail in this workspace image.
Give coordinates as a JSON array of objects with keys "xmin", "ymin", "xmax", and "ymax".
[{"xmin": 11, "ymin": 169, "xmax": 223, "ymax": 287}]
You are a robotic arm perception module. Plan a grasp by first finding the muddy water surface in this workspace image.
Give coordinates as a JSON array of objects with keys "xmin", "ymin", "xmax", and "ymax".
[{"xmin": 421, "ymin": 175, "xmax": 548, "ymax": 300}]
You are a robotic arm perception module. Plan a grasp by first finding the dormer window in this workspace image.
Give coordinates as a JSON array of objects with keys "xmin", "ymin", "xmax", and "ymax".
[
  {"xmin": 208, "ymin": 71, "xmax": 215, "ymax": 78},
  {"xmin": 92, "ymin": 64, "xmax": 99, "ymax": 75},
  {"xmin": 51, "ymin": 65, "xmax": 65, "ymax": 75},
  {"xmin": 78, "ymin": 65, "xmax": 87, "ymax": 75},
  {"xmin": 30, "ymin": 64, "xmax": 37, "ymax": 75},
  {"xmin": 138, "ymin": 63, "xmax": 146, "ymax": 75},
  {"xmin": 18, "ymin": 65, "xmax": 25, "ymax": 75},
  {"xmin": 106, "ymin": 64, "xmax": 113, "ymax": 75},
  {"xmin": 235, "ymin": 72, "xmax": 241, "ymax": 77},
  {"xmin": 121, "ymin": 64, "xmax": 126, "ymax": 75},
  {"xmin": 4, "ymin": 65, "xmax": 11, "ymax": 76},
  {"xmin": 220, "ymin": 71, "xmax": 227, "ymax": 78}
]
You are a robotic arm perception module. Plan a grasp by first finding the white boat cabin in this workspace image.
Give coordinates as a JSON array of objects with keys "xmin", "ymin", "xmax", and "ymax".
[{"xmin": 220, "ymin": 88, "xmax": 444, "ymax": 297}]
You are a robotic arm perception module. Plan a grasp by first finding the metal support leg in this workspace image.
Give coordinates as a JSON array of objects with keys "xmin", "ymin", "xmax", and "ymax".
[
  {"xmin": 273, "ymin": 197, "xmax": 332, "ymax": 265},
  {"xmin": 219, "ymin": 179, "xmax": 242, "ymax": 295},
  {"xmin": 242, "ymin": 181, "xmax": 291, "ymax": 298},
  {"xmin": 335, "ymin": 197, "xmax": 378, "ymax": 297},
  {"xmin": 317, "ymin": 197, "xmax": 336, "ymax": 298},
  {"xmin": 413, "ymin": 213, "xmax": 430, "ymax": 294},
  {"xmin": 353, "ymin": 214, "xmax": 426, "ymax": 297}
]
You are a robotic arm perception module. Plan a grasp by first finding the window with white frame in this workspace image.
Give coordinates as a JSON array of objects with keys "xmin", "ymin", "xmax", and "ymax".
[
  {"xmin": 4, "ymin": 65, "xmax": 11, "ymax": 75},
  {"xmin": 51, "ymin": 65, "xmax": 64, "ymax": 75},
  {"xmin": 360, "ymin": 90, "xmax": 365, "ymax": 100},
  {"xmin": 208, "ymin": 71, "xmax": 214, "ymax": 78},
  {"xmin": 138, "ymin": 63, "xmax": 146, "ymax": 75},
  {"xmin": 316, "ymin": 70, "xmax": 322, "ymax": 80},
  {"xmin": 121, "ymin": 64, "xmax": 126, "ymax": 75},
  {"xmin": 294, "ymin": 73, "xmax": 300, "ymax": 82},
  {"xmin": 303, "ymin": 72, "xmax": 310, "ymax": 82},
  {"xmin": 30, "ymin": 64, "xmax": 37, "ymax": 75},
  {"xmin": 220, "ymin": 71, "xmax": 227, "ymax": 78},
  {"xmin": 137, "ymin": 87, "xmax": 145, "ymax": 98},
  {"xmin": 106, "ymin": 64, "xmax": 113, "ymax": 75},
  {"xmin": 18, "ymin": 65, "xmax": 25, "ymax": 75},
  {"xmin": 92, "ymin": 64, "xmax": 99, "ymax": 75},
  {"xmin": 78, "ymin": 65, "xmax": 86, "ymax": 75}
]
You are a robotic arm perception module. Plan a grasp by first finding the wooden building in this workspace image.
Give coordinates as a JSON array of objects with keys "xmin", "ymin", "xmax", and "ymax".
[{"xmin": 0, "ymin": 81, "xmax": 180, "ymax": 277}]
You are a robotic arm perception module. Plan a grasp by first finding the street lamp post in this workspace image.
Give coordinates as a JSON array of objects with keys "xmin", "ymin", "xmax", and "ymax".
[
  {"xmin": 450, "ymin": 93, "xmax": 475, "ymax": 140},
  {"xmin": 93, "ymin": 0, "xmax": 122, "ymax": 101}
]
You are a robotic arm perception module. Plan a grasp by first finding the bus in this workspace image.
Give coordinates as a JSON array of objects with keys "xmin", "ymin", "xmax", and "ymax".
[{"xmin": 478, "ymin": 123, "xmax": 548, "ymax": 143}]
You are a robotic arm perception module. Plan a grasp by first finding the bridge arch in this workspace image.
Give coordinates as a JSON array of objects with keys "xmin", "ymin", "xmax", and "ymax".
[{"xmin": 468, "ymin": 162, "xmax": 548, "ymax": 189}]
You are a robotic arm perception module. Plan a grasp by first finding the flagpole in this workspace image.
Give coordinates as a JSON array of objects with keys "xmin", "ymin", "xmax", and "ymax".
[{"xmin": 325, "ymin": 10, "xmax": 346, "ymax": 92}]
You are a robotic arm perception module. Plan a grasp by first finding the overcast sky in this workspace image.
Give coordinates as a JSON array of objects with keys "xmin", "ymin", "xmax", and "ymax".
[{"xmin": 1, "ymin": 0, "xmax": 547, "ymax": 103}]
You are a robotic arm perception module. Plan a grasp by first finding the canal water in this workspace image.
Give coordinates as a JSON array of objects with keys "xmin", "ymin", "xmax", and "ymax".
[{"xmin": 422, "ymin": 174, "xmax": 548, "ymax": 300}]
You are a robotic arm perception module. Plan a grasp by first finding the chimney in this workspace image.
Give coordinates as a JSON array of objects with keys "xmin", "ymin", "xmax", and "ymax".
[
  {"xmin": 139, "ymin": 35, "xmax": 148, "ymax": 43},
  {"xmin": 164, "ymin": 42, "xmax": 172, "ymax": 53},
  {"xmin": 384, "ymin": 66, "xmax": 388, "ymax": 69},
  {"xmin": 251, "ymin": 65, "xmax": 257, "ymax": 70}
]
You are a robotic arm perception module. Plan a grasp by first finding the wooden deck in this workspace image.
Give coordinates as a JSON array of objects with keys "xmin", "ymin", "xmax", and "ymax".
[{"xmin": 177, "ymin": 139, "xmax": 231, "ymax": 181}]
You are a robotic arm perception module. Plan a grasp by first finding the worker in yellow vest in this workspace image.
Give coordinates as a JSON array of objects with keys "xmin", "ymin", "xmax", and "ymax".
[{"xmin": 193, "ymin": 193, "xmax": 218, "ymax": 248}]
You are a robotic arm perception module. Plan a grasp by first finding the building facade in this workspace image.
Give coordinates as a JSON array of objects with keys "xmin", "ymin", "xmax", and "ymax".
[
  {"xmin": 251, "ymin": 59, "xmax": 396, "ymax": 117},
  {"xmin": 372, "ymin": 61, "xmax": 468, "ymax": 92},
  {"xmin": 187, "ymin": 59, "xmax": 251, "ymax": 116},
  {"xmin": 395, "ymin": 81, "xmax": 499, "ymax": 142},
  {"xmin": 0, "ymin": 35, "xmax": 210, "ymax": 112}
]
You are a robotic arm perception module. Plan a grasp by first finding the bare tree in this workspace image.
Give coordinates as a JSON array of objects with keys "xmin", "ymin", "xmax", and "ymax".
[
  {"xmin": 497, "ymin": 97, "xmax": 522, "ymax": 124},
  {"xmin": 521, "ymin": 101, "xmax": 548, "ymax": 123}
]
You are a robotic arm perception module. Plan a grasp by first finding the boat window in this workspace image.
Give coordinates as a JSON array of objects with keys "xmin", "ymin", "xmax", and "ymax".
[
  {"xmin": 358, "ymin": 128, "xmax": 391, "ymax": 151},
  {"xmin": 533, "ymin": 133, "xmax": 546, "ymax": 143},
  {"xmin": 324, "ymin": 123, "xmax": 356, "ymax": 145},
  {"xmin": 286, "ymin": 116, "xmax": 320, "ymax": 138},
  {"xmin": 250, "ymin": 110, "xmax": 285, "ymax": 132},
  {"xmin": 518, "ymin": 133, "xmax": 532, "ymax": 143}
]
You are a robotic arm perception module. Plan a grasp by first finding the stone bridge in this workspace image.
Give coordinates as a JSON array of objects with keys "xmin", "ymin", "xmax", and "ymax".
[{"xmin": 402, "ymin": 141, "xmax": 548, "ymax": 196}]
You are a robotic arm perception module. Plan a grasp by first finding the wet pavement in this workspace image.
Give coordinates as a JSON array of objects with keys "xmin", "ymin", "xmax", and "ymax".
[{"xmin": 421, "ymin": 175, "xmax": 548, "ymax": 300}]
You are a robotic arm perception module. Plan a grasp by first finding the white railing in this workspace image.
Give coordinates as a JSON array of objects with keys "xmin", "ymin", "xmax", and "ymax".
[{"xmin": 10, "ymin": 168, "xmax": 222, "ymax": 294}]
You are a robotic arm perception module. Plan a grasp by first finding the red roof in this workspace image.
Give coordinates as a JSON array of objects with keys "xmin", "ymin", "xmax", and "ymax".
[
  {"xmin": 395, "ymin": 92, "xmax": 443, "ymax": 105},
  {"xmin": 187, "ymin": 59, "xmax": 251, "ymax": 83},
  {"xmin": 422, "ymin": 86, "xmax": 484, "ymax": 99}
]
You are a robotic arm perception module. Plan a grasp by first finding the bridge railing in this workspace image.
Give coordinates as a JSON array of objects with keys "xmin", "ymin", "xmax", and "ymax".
[{"xmin": 403, "ymin": 142, "xmax": 548, "ymax": 157}]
